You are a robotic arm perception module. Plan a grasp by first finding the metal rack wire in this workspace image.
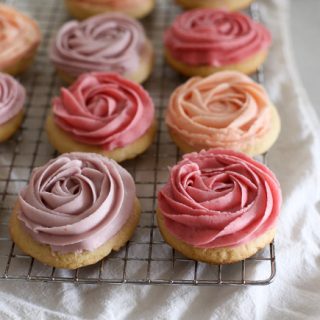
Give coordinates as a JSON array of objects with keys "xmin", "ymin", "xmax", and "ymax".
[{"xmin": 0, "ymin": 0, "xmax": 275, "ymax": 285}]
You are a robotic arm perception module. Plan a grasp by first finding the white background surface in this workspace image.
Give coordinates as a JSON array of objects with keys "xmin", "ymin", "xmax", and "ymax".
[{"xmin": 291, "ymin": 0, "xmax": 320, "ymax": 118}]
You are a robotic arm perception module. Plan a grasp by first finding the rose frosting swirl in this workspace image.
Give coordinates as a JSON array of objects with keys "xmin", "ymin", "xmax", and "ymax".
[
  {"xmin": 0, "ymin": 72, "xmax": 25, "ymax": 125},
  {"xmin": 52, "ymin": 72, "xmax": 154, "ymax": 151},
  {"xmin": 166, "ymin": 71, "xmax": 272, "ymax": 151},
  {"xmin": 0, "ymin": 4, "xmax": 40, "ymax": 70},
  {"xmin": 50, "ymin": 12, "xmax": 147, "ymax": 78},
  {"xmin": 18, "ymin": 152, "xmax": 136, "ymax": 253},
  {"xmin": 164, "ymin": 9, "xmax": 271, "ymax": 66},
  {"xmin": 158, "ymin": 149, "xmax": 282, "ymax": 248}
]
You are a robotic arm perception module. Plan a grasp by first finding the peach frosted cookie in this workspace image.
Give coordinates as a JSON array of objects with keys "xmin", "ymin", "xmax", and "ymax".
[
  {"xmin": 166, "ymin": 71, "xmax": 280, "ymax": 156},
  {"xmin": 0, "ymin": 4, "xmax": 41, "ymax": 75}
]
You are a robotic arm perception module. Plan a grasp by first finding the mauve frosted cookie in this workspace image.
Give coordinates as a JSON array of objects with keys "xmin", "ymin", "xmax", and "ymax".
[
  {"xmin": 10, "ymin": 152, "xmax": 141, "ymax": 269},
  {"xmin": 157, "ymin": 149, "xmax": 282, "ymax": 264},
  {"xmin": 0, "ymin": 73, "xmax": 25, "ymax": 142},
  {"xmin": 50, "ymin": 12, "xmax": 153, "ymax": 84}
]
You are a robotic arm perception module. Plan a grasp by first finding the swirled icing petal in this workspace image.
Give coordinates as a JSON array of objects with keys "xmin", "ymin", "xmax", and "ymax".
[
  {"xmin": 18, "ymin": 152, "xmax": 136, "ymax": 253},
  {"xmin": 0, "ymin": 4, "xmax": 41, "ymax": 71},
  {"xmin": 52, "ymin": 72, "xmax": 154, "ymax": 151},
  {"xmin": 158, "ymin": 149, "xmax": 282, "ymax": 248},
  {"xmin": 50, "ymin": 12, "xmax": 148, "ymax": 78},
  {"xmin": 166, "ymin": 71, "xmax": 272, "ymax": 151},
  {"xmin": 164, "ymin": 9, "xmax": 271, "ymax": 67},
  {"xmin": 0, "ymin": 72, "xmax": 25, "ymax": 125}
]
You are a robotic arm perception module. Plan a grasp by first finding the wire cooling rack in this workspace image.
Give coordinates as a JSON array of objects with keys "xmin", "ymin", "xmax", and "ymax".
[{"xmin": 0, "ymin": 0, "xmax": 276, "ymax": 285}]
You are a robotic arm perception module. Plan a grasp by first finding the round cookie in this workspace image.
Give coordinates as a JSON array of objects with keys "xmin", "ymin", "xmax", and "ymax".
[
  {"xmin": 50, "ymin": 12, "xmax": 154, "ymax": 84},
  {"xmin": 0, "ymin": 4, "xmax": 41, "ymax": 75},
  {"xmin": 166, "ymin": 71, "xmax": 281, "ymax": 156},
  {"xmin": 10, "ymin": 152, "xmax": 141, "ymax": 269},
  {"xmin": 65, "ymin": 0, "xmax": 155, "ymax": 20},
  {"xmin": 157, "ymin": 149, "xmax": 282, "ymax": 264},
  {"xmin": 176, "ymin": 0, "xmax": 254, "ymax": 11},
  {"xmin": 46, "ymin": 72, "xmax": 156, "ymax": 162},
  {"xmin": 0, "ymin": 73, "xmax": 26, "ymax": 142},
  {"xmin": 164, "ymin": 9, "xmax": 271, "ymax": 77}
]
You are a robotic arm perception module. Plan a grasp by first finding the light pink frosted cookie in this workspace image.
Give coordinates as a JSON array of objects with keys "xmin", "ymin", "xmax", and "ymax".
[{"xmin": 10, "ymin": 152, "xmax": 141, "ymax": 269}]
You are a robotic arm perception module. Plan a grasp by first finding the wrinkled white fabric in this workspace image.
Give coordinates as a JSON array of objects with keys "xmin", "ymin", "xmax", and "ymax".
[{"xmin": 1, "ymin": 0, "xmax": 320, "ymax": 319}]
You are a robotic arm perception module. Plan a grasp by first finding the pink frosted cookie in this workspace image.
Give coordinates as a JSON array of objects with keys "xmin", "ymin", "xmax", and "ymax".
[
  {"xmin": 10, "ymin": 152, "xmax": 141, "ymax": 269},
  {"xmin": 164, "ymin": 9, "xmax": 271, "ymax": 77},
  {"xmin": 157, "ymin": 149, "xmax": 282, "ymax": 264},
  {"xmin": 176, "ymin": 0, "xmax": 254, "ymax": 12},
  {"xmin": 46, "ymin": 72, "xmax": 156, "ymax": 162}
]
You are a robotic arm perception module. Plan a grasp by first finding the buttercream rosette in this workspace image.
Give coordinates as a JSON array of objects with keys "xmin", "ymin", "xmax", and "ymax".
[
  {"xmin": 157, "ymin": 149, "xmax": 281, "ymax": 263},
  {"xmin": 0, "ymin": 72, "xmax": 25, "ymax": 126},
  {"xmin": 0, "ymin": 72, "xmax": 25, "ymax": 142},
  {"xmin": 166, "ymin": 71, "xmax": 280, "ymax": 156},
  {"xmin": 164, "ymin": 9, "xmax": 271, "ymax": 67},
  {"xmin": 50, "ymin": 12, "xmax": 152, "ymax": 82},
  {"xmin": 17, "ymin": 152, "xmax": 137, "ymax": 253},
  {"xmin": 48, "ymin": 72, "xmax": 155, "ymax": 159},
  {"xmin": 0, "ymin": 4, "xmax": 41, "ymax": 74}
]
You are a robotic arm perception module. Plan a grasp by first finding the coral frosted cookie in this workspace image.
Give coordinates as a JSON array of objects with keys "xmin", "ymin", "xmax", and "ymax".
[
  {"xmin": 0, "ymin": 4, "xmax": 41, "ymax": 75},
  {"xmin": 157, "ymin": 149, "xmax": 282, "ymax": 264},
  {"xmin": 164, "ymin": 9, "xmax": 271, "ymax": 77},
  {"xmin": 0, "ymin": 73, "xmax": 25, "ymax": 142},
  {"xmin": 50, "ymin": 13, "xmax": 153, "ymax": 84},
  {"xmin": 46, "ymin": 72, "xmax": 156, "ymax": 162},
  {"xmin": 176, "ymin": 0, "xmax": 254, "ymax": 11},
  {"xmin": 166, "ymin": 71, "xmax": 280, "ymax": 156},
  {"xmin": 65, "ymin": 0, "xmax": 155, "ymax": 20},
  {"xmin": 10, "ymin": 152, "xmax": 141, "ymax": 269}
]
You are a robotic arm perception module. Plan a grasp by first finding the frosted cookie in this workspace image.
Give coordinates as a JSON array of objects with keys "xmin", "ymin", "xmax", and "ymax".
[
  {"xmin": 0, "ymin": 4, "xmax": 41, "ymax": 75},
  {"xmin": 166, "ymin": 71, "xmax": 280, "ymax": 156},
  {"xmin": 46, "ymin": 72, "xmax": 156, "ymax": 162},
  {"xmin": 157, "ymin": 149, "xmax": 282, "ymax": 264},
  {"xmin": 50, "ymin": 13, "xmax": 153, "ymax": 84},
  {"xmin": 0, "ymin": 73, "xmax": 25, "ymax": 142},
  {"xmin": 65, "ymin": 0, "xmax": 155, "ymax": 20},
  {"xmin": 176, "ymin": 0, "xmax": 254, "ymax": 11},
  {"xmin": 164, "ymin": 9, "xmax": 271, "ymax": 77},
  {"xmin": 10, "ymin": 152, "xmax": 141, "ymax": 269}
]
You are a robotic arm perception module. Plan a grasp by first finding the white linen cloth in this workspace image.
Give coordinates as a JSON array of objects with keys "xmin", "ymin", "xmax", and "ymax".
[{"xmin": 1, "ymin": 0, "xmax": 320, "ymax": 319}]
